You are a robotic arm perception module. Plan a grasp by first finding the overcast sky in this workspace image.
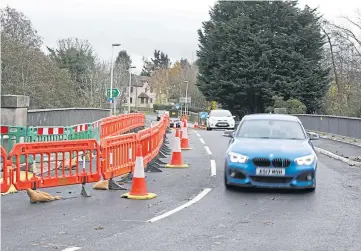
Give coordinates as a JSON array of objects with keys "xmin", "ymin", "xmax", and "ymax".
[{"xmin": 1, "ymin": 0, "xmax": 359, "ymax": 74}]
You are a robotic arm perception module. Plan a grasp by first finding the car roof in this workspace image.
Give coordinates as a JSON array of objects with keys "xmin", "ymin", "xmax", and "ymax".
[{"xmin": 243, "ymin": 113, "xmax": 300, "ymax": 122}]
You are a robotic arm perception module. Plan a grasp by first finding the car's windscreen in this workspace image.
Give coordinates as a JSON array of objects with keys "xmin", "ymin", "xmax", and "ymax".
[
  {"xmin": 210, "ymin": 110, "xmax": 232, "ymax": 117},
  {"xmin": 235, "ymin": 119, "xmax": 306, "ymax": 140}
]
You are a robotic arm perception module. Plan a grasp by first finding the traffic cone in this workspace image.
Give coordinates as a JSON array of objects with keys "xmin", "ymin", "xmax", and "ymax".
[
  {"xmin": 194, "ymin": 122, "xmax": 199, "ymax": 129},
  {"xmin": 121, "ymin": 144, "xmax": 157, "ymax": 200},
  {"xmin": 181, "ymin": 126, "xmax": 192, "ymax": 150},
  {"xmin": 165, "ymin": 129, "xmax": 188, "ymax": 168}
]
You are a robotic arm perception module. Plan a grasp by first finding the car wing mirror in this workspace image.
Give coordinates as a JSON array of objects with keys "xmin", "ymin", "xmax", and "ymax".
[
  {"xmin": 307, "ymin": 131, "xmax": 319, "ymax": 140},
  {"xmin": 223, "ymin": 130, "xmax": 235, "ymax": 138}
]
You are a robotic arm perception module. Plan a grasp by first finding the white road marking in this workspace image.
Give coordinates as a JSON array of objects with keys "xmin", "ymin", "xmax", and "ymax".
[
  {"xmin": 210, "ymin": 159, "xmax": 216, "ymax": 176},
  {"xmin": 196, "ymin": 132, "xmax": 201, "ymax": 137},
  {"xmin": 147, "ymin": 188, "xmax": 212, "ymax": 223},
  {"xmin": 204, "ymin": 146, "xmax": 212, "ymax": 155},
  {"xmin": 61, "ymin": 247, "xmax": 82, "ymax": 251},
  {"xmin": 199, "ymin": 138, "xmax": 205, "ymax": 144}
]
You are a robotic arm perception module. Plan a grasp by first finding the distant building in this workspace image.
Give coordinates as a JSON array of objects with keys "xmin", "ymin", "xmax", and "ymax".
[{"xmin": 123, "ymin": 75, "xmax": 156, "ymax": 109}]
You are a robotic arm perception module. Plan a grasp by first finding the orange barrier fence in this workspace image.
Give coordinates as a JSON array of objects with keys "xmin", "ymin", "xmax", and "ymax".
[
  {"xmin": 101, "ymin": 133, "xmax": 137, "ymax": 180},
  {"xmin": 1, "ymin": 114, "xmax": 168, "ymax": 194},
  {"xmin": 101, "ymin": 113, "xmax": 145, "ymax": 139},
  {"xmin": 1, "ymin": 146, "xmax": 12, "ymax": 193},
  {"xmin": 9, "ymin": 140, "xmax": 101, "ymax": 191}
]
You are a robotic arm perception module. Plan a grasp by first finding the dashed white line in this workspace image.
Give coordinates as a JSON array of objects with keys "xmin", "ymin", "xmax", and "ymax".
[
  {"xmin": 147, "ymin": 188, "xmax": 212, "ymax": 223},
  {"xmin": 199, "ymin": 138, "xmax": 205, "ymax": 144},
  {"xmin": 61, "ymin": 247, "xmax": 82, "ymax": 251},
  {"xmin": 204, "ymin": 146, "xmax": 212, "ymax": 155},
  {"xmin": 210, "ymin": 159, "xmax": 216, "ymax": 176},
  {"xmin": 196, "ymin": 132, "xmax": 201, "ymax": 137}
]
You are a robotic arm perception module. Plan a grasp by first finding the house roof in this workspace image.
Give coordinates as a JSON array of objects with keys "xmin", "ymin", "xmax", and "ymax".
[
  {"xmin": 138, "ymin": 92, "xmax": 150, "ymax": 98},
  {"xmin": 132, "ymin": 75, "xmax": 151, "ymax": 87}
]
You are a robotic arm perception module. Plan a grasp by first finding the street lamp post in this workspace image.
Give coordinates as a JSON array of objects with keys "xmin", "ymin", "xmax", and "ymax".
[
  {"xmin": 184, "ymin": 80, "xmax": 189, "ymax": 116},
  {"xmin": 128, "ymin": 66, "xmax": 136, "ymax": 113},
  {"xmin": 110, "ymin": 43, "xmax": 121, "ymax": 116}
]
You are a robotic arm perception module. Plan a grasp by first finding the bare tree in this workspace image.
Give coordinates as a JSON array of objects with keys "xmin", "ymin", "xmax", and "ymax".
[{"xmin": 322, "ymin": 12, "xmax": 361, "ymax": 117}]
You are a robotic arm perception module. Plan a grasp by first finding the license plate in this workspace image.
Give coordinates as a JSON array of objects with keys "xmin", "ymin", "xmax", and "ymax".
[
  {"xmin": 256, "ymin": 168, "xmax": 285, "ymax": 176},
  {"xmin": 218, "ymin": 123, "xmax": 227, "ymax": 126}
]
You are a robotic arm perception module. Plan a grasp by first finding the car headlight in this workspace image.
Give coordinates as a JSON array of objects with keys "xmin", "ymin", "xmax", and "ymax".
[
  {"xmin": 228, "ymin": 152, "xmax": 249, "ymax": 163},
  {"xmin": 294, "ymin": 154, "xmax": 316, "ymax": 165}
]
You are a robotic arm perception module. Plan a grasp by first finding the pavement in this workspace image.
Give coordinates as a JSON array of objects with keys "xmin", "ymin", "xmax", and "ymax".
[{"xmin": 2, "ymin": 123, "xmax": 361, "ymax": 251}]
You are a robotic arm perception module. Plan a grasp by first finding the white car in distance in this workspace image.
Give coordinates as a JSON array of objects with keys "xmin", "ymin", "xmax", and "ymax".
[{"xmin": 206, "ymin": 109, "xmax": 236, "ymax": 130}]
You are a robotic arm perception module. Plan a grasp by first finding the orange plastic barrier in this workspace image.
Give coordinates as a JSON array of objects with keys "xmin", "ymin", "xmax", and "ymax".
[
  {"xmin": 9, "ymin": 140, "xmax": 101, "ymax": 191},
  {"xmin": 2, "ymin": 114, "xmax": 168, "ymax": 193},
  {"xmin": 101, "ymin": 113, "xmax": 145, "ymax": 139},
  {"xmin": 100, "ymin": 133, "xmax": 137, "ymax": 180},
  {"xmin": 136, "ymin": 127, "xmax": 152, "ymax": 166},
  {"xmin": 1, "ymin": 146, "xmax": 12, "ymax": 193}
]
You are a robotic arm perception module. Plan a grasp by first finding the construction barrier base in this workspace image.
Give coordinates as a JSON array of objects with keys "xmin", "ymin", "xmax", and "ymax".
[
  {"xmin": 164, "ymin": 163, "xmax": 189, "ymax": 168},
  {"xmin": 121, "ymin": 192, "xmax": 157, "ymax": 200},
  {"xmin": 181, "ymin": 147, "xmax": 193, "ymax": 150}
]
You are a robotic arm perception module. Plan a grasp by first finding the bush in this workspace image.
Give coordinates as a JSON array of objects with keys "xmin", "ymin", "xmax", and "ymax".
[
  {"xmin": 266, "ymin": 96, "xmax": 307, "ymax": 114},
  {"xmin": 153, "ymin": 104, "xmax": 206, "ymax": 113}
]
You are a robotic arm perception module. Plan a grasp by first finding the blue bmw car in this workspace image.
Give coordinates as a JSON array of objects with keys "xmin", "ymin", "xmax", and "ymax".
[{"xmin": 224, "ymin": 114, "xmax": 319, "ymax": 192}]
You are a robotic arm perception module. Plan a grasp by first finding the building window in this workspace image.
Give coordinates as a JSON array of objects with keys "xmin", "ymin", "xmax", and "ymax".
[
  {"xmin": 131, "ymin": 87, "xmax": 134, "ymax": 93},
  {"xmin": 130, "ymin": 97, "xmax": 133, "ymax": 104},
  {"xmin": 150, "ymin": 98, "xmax": 153, "ymax": 103},
  {"xmin": 145, "ymin": 87, "xmax": 148, "ymax": 93},
  {"xmin": 145, "ymin": 98, "xmax": 148, "ymax": 104},
  {"xmin": 141, "ymin": 98, "xmax": 144, "ymax": 104}
]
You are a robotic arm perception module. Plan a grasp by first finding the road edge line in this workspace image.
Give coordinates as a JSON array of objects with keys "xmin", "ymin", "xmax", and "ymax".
[
  {"xmin": 314, "ymin": 147, "xmax": 361, "ymax": 167},
  {"xmin": 147, "ymin": 188, "xmax": 212, "ymax": 223}
]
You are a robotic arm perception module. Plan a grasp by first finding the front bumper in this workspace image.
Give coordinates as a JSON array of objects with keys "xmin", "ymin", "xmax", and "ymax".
[
  {"xmin": 225, "ymin": 160, "xmax": 317, "ymax": 189},
  {"xmin": 208, "ymin": 120, "xmax": 234, "ymax": 129}
]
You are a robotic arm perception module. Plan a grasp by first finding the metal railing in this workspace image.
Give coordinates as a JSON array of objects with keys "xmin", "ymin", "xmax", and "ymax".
[{"xmin": 294, "ymin": 114, "xmax": 361, "ymax": 139}]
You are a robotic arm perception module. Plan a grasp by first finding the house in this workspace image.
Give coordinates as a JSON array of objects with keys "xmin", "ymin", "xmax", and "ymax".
[{"xmin": 123, "ymin": 75, "xmax": 156, "ymax": 109}]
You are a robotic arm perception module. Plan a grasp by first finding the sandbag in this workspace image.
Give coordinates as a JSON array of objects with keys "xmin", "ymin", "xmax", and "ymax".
[
  {"xmin": 93, "ymin": 180, "xmax": 109, "ymax": 190},
  {"xmin": 26, "ymin": 189, "xmax": 61, "ymax": 203}
]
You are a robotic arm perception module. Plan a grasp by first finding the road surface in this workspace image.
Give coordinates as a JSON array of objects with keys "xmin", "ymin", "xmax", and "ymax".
[{"xmin": 2, "ymin": 128, "xmax": 361, "ymax": 251}]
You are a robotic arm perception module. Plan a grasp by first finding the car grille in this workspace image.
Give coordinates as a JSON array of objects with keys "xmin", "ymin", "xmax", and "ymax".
[
  {"xmin": 253, "ymin": 158, "xmax": 291, "ymax": 167},
  {"xmin": 272, "ymin": 158, "xmax": 291, "ymax": 167},
  {"xmin": 253, "ymin": 158, "xmax": 271, "ymax": 167},
  {"xmin": 215, "ymin": 122, "xmax": 229, "ymax": 127},
  {"xmin": 250, "ymin": 176, "xmax": 293, "ymax": 184}
]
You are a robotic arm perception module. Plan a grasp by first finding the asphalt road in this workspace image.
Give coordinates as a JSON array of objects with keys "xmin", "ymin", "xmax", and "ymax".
[{"xmin": 2, "ymin": 128, "xmax": 361, "ymax": 251}]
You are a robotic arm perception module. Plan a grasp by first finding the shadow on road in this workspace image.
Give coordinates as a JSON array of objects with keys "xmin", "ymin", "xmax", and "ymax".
[{"xmin": 226, "ymin": 186, "xmax": 315, "ymax": 195}]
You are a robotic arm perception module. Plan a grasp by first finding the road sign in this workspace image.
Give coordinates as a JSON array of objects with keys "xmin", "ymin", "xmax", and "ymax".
[
  {"xmin": 180, "ymin": 97, "xmax": 191, "ymax": 104},
  {"xmin": 175, "ymin": 104, "xmax": 180, "ymax": 110},
  {"xmin": 106, "ymin": 88, "xmax": 120, "ymax": 98}
]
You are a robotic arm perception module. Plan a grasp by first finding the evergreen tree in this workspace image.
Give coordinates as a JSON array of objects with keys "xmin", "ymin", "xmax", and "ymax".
[
  {"xmin": 196, "ymin": 1, "xmax": 330, "ymax": 114},
  {"xmin": 140, "ymin": 49, "xmax": 171, "ymax": 76}
]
